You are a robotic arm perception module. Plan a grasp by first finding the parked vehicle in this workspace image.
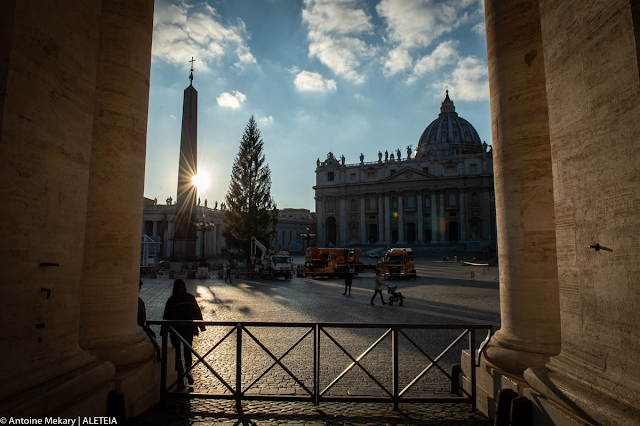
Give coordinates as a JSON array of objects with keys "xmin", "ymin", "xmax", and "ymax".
[
  {"xmin": 376, "ymin": 248, "xmax": 417, "ymax": 279},
  {"xmin": 304, "ymin": 247, "xmax": 364, "ymax": 278},
  {"xmin": 251, "ymin": 237, "xmax": 294, "ymax": 279}
]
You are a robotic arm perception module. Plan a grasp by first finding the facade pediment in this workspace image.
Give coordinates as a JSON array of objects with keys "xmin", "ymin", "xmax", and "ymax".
[{"xmin": 381, "ymin": 168, "xmax": 435, "ymax": 183}]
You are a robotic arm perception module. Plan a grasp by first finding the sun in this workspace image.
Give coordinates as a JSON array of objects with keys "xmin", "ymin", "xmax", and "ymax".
[{"xmin": 192, "ymin": 171, "xmax": 210, "ymax": 190}]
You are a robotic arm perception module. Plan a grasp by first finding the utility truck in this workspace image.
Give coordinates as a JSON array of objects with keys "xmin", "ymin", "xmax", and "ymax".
[
  {"xmin": 376, "ymin": 248, "xmax": 416, "ymax": 279},
  {"xmin": 304, "ymin": 247, "xmax": 364, "ymax": 278},
  {"xmin": 251, "ymin": 236, "xmax": 294, "ymax": 279}
]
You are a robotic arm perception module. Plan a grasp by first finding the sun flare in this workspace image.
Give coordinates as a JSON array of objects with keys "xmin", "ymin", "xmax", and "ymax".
[{"xmin": 192, "ymin": 171, "xmax": 210, "ymax": 190}]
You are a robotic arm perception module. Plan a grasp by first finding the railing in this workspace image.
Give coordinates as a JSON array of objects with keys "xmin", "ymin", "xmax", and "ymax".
[{"xmin": 147, "ymin": 321, "xmax": 492, "ymax": 411}]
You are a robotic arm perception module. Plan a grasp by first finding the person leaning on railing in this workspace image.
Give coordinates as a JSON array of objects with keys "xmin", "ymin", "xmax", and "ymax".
[{"xmin": 162, "ymin": 279, "xmax": 206, "ymax": 388}]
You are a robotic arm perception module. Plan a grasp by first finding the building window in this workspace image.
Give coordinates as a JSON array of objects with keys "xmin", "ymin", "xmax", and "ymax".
[
  {"xmin": 407, "ymin": 195, "xmax": 415, "ymax": 209},
  {"xmin": 369, "ymin": 197, "xmax": 376, "ymax": 210},
  {"xmin": 392, "ymin": 197, "xmax": 398, "ymax": 209},
  {"xmin": 367, "ymin": 171, "xmax": 375, "ymax": 179},
  {"xmin": 328, "ymin": 172, "xmax": 334, "ymax": 181},
  {"xmin": 472, "ymin": 192, "xmax": 478, "ymax": 205},
  {"xmin": 470, "ymin": 164, "xmax": 478, "ymax": 172},
  {"xmin": 390, "ymin": 170, "xmax": 396, "ymax": 175},
  {"xmin": 327, "ymin": 199, "xmax": 335, "ymax": 213},
  {"xmin": 351, "ymin": 199, "xmax": 356, "ymax": 212},
  {"xmin": 449, "ymin": 193, "xmax": 456, "ymax": 206},
  {"xmin": 424, "ymin": 196, "xmax": 431, "ymax": 208},
  {"xmin": 423, "ymin": 167, "xmax": 429, "ymax": 174},
  {"xmin": 446, "ymin": 165, "xmax": 455, "ymax": 173},
  {"xmin": 350, "ymin": 173, "xmax": 356, "ymax": 181}
]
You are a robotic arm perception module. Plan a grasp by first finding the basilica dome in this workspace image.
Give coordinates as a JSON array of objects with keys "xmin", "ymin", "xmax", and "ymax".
[{"xmin": 415, "ymin": 91, "xmax": 482, "ymax": 156}]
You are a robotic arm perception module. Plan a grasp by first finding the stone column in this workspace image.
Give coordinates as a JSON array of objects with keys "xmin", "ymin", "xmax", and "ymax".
[
  {"xmin": 417, "ymin": 194, "xmax": 423, "ymax": 243},
  {"xmin": 459, "ymin": 192, "xmax": 466, "ymax": 241},
  {"xmin": 211, "ymin": 223, "xmax": 217, "ymax": 255},
  {"xmin": 439, "ymin": 192, "xmax": 446, "ymax": 241},
  {"xmin": 384, "ymin": 193, "xmax": 391, "ymax": 244},
  {"xmin": 79, "ymin": 0, "xmax": 155, "ymax": 375},
  {"xmin": 430, "ymin": 193, "xmax": 438, "ymax": 242},
  {"xmin": 316, "ymin": 197, "xmax": 324, "ymax": 247},
  {"xmin": 360, "ymin": 196, "xmax": 366, "ymax": 244},
  {"xmin": 397, "ymin": 193, "xmax": 404, "ymax": 243},
  {"xmin": 481, "ymin": 0, "xmax": 560, "ymax": 373},
  {"xmin": 152, "ymin": 220, "xmax": 158, "ymax": 237},
  {"xmin": 377, "ymin": 194, "xmax": 384, "ymax": 243},
  {"xmin": 339, "ymin": 197, "xmax": 347, "ymax": 245},
  {"xmin": 481, "ymin": 191, "xmax": 492, "ymax": 244},
  {"xmin": 166, "ymin": 220, "xmax": 174, "ymax": 257}
]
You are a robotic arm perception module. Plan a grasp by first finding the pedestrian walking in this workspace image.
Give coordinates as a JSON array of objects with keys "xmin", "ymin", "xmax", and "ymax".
[
  {"xmin": 225, "ymin": 264, "xmax": 232, "ymax": 283},
  {"xmin": 343, "ymin": 272, "xmax": 353, "ymax": 296},
  {"xmin": 163, "ymin": 279, "xmax": 206, "ymax": 388},
  {"xmin": 138, "ymin": 279, "xmax": 160, "ymax": 360},
  {"xmin": 370, "ymin": 270, "xmax": 388, "ymax": 305}
]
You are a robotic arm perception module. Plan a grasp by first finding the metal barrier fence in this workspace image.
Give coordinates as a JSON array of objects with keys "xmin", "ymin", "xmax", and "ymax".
[{"xmin": 147, "ymin": 320, "xmax": 492, "ymax": 411}]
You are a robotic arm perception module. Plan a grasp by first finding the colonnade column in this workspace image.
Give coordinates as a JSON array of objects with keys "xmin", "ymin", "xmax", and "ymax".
[
  {"xmin": 459, "ymin": 192, "xmax": 466, "ymax": 241},
  {"xmin": 417, "ymin": 194, "xmax": 423, "ymax": 243},
  {"xmin": 316, "ymin": 197, "xmax": 324, "ymax": 247},
  {"xmin": 152, "ymin": 220, "xmax": 158, "ymax": 237},
  {"xmin": 377, "ymin": 195, "xmax": 384, "ymax": 244},
  {"xmin": 79, "ymin": 0, "xmax": 155, "ymax": 369},
  {"xmin": 481, "ymin": 0, "xmax": 560, "ymax": 373},
  {"xmin": 439, "ymin": 192, "xmax": 446, "ymax": 241},
  {"xmin": 359, "ymin": 196, "xmax": 366, "ymax": 244},
  {"xmin": 430, "ymin": 193, "xmax": 437, "ymax": 242},
  {"xmin": 338, "ymin": 197, "xmax": 347, "ymax": 245},
  {"xmin": 384, "ymin": 193, "xmax": 391, "ymax": 245},
  {"xmin": 397, "ymin": 193, "xmax": 404, "ymax": 244}
]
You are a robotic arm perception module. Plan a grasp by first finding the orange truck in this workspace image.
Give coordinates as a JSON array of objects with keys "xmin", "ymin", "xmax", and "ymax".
[
  {"xmin": 304, "ymin": 247, "xmax": 364, "ymax": 278},
  {"xmin": 376, "ymin": 248, "xmax": 416, "ymax": 279}
]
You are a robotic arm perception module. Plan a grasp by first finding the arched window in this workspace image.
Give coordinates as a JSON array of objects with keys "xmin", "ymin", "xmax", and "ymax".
[
  {"xmin": 449, "ymin": 193, "xmax": 457, "ymax": 206},
  {"xmin": 351, "ymin": 199, "xmax": 356, "ymax": 212},
  {"xmin": 424, "ymin": 196, "xmax": 431, "ymax": 208},
  {"xmin": 369, "ymin": 196, "xmax": 376, "ymax": 210},
  {"xmin": 328, "ymin": 199, "xmax": 335, "ymax": 213},
  {"xmin": 407, "ymin": 195, "xmax": 415, "ymax": 209},
  {"xmin": 392, "ymin": 197, "xmax": 398, "ymax": 210}
]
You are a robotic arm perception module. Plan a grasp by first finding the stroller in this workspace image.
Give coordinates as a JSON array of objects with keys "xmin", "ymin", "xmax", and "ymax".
[{"xmin": 387, "ymin": 285, "xmax": 404, "ymax": 306}]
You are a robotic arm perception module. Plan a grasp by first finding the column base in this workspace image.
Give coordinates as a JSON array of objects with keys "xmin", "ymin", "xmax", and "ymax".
[
  {"xmin": 483, "ymin": 335, "xmax": 557, "ymax": 373},
  {"xmin": 524, "ymin": 367, "xmax": 640, "ymax": 426},
  {"xmin": 81, "ymin": 330, "xmax": 155, "ymax": 368},
  {"xmin": 0, "ymin": 359, "xmax": 115, "ymax": 418}
]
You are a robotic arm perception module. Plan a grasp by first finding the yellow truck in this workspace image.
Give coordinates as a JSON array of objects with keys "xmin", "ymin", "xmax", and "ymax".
[
  {"xmin": 304, "ymin": 247, "xmax": 364, "ymax": 278},
  {"xmin": 376, "ymin": 248, "xmax": 416, "ymax": 279}
]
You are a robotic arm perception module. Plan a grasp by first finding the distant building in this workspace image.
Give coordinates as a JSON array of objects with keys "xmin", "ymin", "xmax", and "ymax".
[
  {"xmin": 314, "ymin": 92, "xmax": 495, "ymax": 248},
  {"xmin": 273, "ymin": 208, "xmax": 317, "ymax": 253}
]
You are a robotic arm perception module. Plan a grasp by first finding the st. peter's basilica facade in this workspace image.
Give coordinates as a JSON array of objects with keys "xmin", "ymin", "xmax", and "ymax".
[{"xmin": 314, "ymin": 92, "xmax": 495, "ymax": 248}]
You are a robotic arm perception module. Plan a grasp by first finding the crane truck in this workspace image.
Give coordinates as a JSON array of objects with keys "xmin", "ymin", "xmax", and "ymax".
[
  {"xmin": 251, "ymin": 236, "xmax": 294, "ymax": 279},
  {"xmin": 304, "ymin": 247, "xmax": 364, "ymax": 278}
]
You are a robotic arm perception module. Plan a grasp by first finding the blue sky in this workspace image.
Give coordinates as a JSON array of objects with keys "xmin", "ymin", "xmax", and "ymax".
[{"xmin": 144, "ymin": 0, "xmax": 490, "ymax": 211}]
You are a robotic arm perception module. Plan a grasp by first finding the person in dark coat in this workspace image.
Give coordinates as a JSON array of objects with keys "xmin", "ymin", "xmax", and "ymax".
[
  {"xmin": 138, "ymin": 279, "xmax": 160, "ymax": 361},
  {"xmin": 163, "ymin": 279, "xmax": 206, "ymax": 387},
  {"xmin": 343, "ymin": 272, "xmax": 353, "ymax": 296},
  {"xmin": 225, "ymin": 264, "xmax": 232, "ymax": 283}
]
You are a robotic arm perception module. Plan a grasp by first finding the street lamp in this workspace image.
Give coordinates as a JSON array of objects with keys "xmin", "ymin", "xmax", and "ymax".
[
  {"xmin": 300, "ymin": 227, "xmax": 316, "ymax": 249},
  {"xmin": 196, "ymin": 217, "xmax": 214, "ymax": 265}
]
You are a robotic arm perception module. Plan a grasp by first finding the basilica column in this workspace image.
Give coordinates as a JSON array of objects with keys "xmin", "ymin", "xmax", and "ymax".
[
  {"xmin": 377, "ymin": 194, "xmax": 384, "ymax": 243},
  {"xmin": 481, "ymin": 0, "xmax": 560, "ymax": 376},
  {"xmin": 430, "ymin": 193, "xmax": 438, "ymax": 243},
  {"xmin": 338, "ymin": 197, "xmax": 347, "ymax": 245},
  {"xmin": 359, "ymin": 196, "xmax": 366, "ymax": 244},
  {"xmin": 77, "ymin": 0, "xmax": 157, "ymax": 416},
  {"xmin": 459, "ymin": 192, "xmax": 466, "ymax": 241},
  {"xmin": 316, "ymin": 197, "xmax": 324, "ymax": 247},
  {"xmin": 384, "ymin": 193, "xmax": 391, "ymax": 245},
  {"xmin": 397, "ymin": 193, "xmax": 404, "ymax": 244},
  {"xmin": 481, "ymin": 191, "xmax": 492, "ymax": 244},
  {"xmin": 439, "ymin": 192, "xmax": 446, "ymax": 241},
  {"xmin": 417, "ymin": 194, "xmax": 424, "ymax": 243}
]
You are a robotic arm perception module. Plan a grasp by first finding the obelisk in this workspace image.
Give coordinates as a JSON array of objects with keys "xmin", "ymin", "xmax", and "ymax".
[{"xmin": 172, "ymin": 58, "xmax": 198, "ymax": 260}]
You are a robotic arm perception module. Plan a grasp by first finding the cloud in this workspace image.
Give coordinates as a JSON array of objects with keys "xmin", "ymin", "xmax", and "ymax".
[
  {"xmin": 302, "ymin": 0, "xmax": 376, "ymax": 83},
  {"xmin": 432, "ymin": 56, "xmax": 489, "ymax": 101},
  {"xmin": 377, "ymin": 0, "xmax": 482, "ymax": 76},
  {"xmin": 258, "ymin": 116, "xmax": 274, "ymax": 125},
  {"xmin": 152, "ymin": 0, "xmax": 256, "ymax": 71},
  {"xmin": 407, "ymin": 40, "xmax": 459, "ymax": 83},
  {"xmin": 294, "ymin": 70, "xmax": 337, "ymax": 92},
  {"xmin": 216, "ymin": 91, "xmax": 247, "ymax": 108},
  {"xmin": 472, "ymin": 22, "xmax": 486, "ymax": 36}
]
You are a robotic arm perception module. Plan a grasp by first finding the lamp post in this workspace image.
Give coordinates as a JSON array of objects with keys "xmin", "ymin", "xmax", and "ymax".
[
  {"xmin": 196, "ymin": 217, "xmax": 214, "ymax": 266},
  {"xmin": 300, "ymin": 227, "xmax": 316, "ymax": 249}
]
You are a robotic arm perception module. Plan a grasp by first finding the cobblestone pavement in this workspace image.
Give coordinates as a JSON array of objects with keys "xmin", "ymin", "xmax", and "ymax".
[{"xmin": 133, "ymin": 257, "xmax": 499, "ymax": 425}]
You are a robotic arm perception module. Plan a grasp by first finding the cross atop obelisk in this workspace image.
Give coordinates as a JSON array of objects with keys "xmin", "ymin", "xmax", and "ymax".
[
  {"xmin": 189, "ymin": 57, "xmax": 196, "ymax": 85},
  {"xmin": 172, "ymin": 59, "xmax": 199, "ymax": 260}
]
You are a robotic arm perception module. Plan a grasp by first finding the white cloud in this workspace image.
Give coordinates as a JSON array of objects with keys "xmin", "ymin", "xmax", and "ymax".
[
  {"xmin": 152, "ymin": 0, "xmax": 256, "ymax": 71},
  {"xmin": 216, "ymin": 91, "xmax": 247, "ymax": 108},
  {"xmin": 294, "ymin": 70, "xmax": 337, "ymax": 92},
  {"xmin": 472, "ymin": 22, "xmax": 486, "ymax": 36},
  {"xmin": 407, "ymin": 40, "xmax": 459, "ymax": 83},
  {"xmin": 302, "ymin": 0, "xmax": 376, "ymax": 83},
  {"xmin": 377, "ymin": 0, "xmax": 482, "ymax": 76},
  {"xmin": 258, "ymin": 116, "xmax": 274, "ymax": 125},
  {"xmin": 432, "ymin": 56, "xmax": 489, "ymax": 101}
]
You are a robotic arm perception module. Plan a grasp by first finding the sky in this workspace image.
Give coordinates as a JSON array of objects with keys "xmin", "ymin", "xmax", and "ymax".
[{"xmin": 144, "ymin": 0, "xmax": 490, "ymax": 211}]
